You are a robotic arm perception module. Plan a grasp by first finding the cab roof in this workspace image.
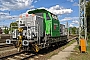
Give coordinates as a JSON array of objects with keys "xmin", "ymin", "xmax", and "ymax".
[{"xmin": 28, "ymin": 9, "xmax": 53, "ymax": 14}]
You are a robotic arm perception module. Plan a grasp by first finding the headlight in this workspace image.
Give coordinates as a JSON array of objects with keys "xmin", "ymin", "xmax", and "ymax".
[
  {"xmin": 22, "ymin": 40, "xmax": 29, "ymax": 46},
  {"xmin": 6, "ymin": 39, "xmax": 11, "ymax": 44}
]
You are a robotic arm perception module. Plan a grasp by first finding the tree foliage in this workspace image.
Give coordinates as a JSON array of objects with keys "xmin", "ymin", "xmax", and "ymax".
[
  {"xmin": 69, "ymin": 27, "xmax": 78, "ymax": 35},
  {"xmin": 10, "ymin": 22, "xmax": 18, "ymax": 32},
  {"xmin": 86, "ymin": 1, "xmax": 90, "ymax": 38},
  {"xmin": 86, "ymin": 1, "xmax": 90, "ymax": 34},
  {"xmin": 4, "ymin": 27, "xmax": 9, "ymax": 34}
]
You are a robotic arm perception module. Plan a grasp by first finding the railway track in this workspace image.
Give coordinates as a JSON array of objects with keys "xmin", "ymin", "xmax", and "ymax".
[
  {"xmin": 0, "ymin": 51, "xmax": 38, "ymax": 60},
  {"xmin": 0, "ymin": 43, "xmax": 13, "ymax": 48},
  {"xmin": 68, "ymin": 37, "xmax": 77, "ymax": 42},
  {"xmin": 0, "ymin": 37, "xmax": 77, "ymax": 60},
  {"xmin": 0, "ymin": 34, "xmax": 11, "ymax": 43}
]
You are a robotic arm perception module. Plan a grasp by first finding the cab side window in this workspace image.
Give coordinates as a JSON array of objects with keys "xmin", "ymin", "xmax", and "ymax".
[
  {"xmin": 46, "ymin": 13, "xmax": 51, "ymax": 20},
  {"xmin": 51, "ymin": 14, "xmax": 58, "ymax": 20}
]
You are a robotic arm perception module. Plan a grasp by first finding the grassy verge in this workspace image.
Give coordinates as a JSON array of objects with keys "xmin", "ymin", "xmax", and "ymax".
[
  {"xmin": 68, "ymin": 40, "xmax": 90, "ymax": 60},
  {"xmin": 46, "ymin": 40, "xmax": 76, "ymax": 59}
]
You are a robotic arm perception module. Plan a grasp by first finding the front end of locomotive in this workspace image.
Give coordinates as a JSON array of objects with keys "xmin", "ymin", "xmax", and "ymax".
[{"xmin": 6, "ymin": 14, "xmax": 44, "ymax": 52}]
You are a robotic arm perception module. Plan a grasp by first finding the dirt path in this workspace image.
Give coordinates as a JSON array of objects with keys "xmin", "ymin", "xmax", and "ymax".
[{"xmin": 48, "ymin": 42, "xmax": 77, "ymax": 60}]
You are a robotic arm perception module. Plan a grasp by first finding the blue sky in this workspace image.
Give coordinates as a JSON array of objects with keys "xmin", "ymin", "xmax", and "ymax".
[{"xmin": 0, "ymin": 0, "xmax": 79, "ymax": 27}]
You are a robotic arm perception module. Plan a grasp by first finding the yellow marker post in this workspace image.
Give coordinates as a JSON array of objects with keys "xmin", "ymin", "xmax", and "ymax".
[{"xmin": 80, "ymin": 39, "xmax": 86, "ymax": 53}]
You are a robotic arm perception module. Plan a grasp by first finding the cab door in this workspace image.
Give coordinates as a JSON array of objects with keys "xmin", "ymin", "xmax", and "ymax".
[{"xmin": 44, "ymin": 13, "xmax": 52, "ymax": 35}]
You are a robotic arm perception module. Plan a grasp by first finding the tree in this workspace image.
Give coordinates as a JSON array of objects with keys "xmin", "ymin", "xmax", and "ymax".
[
  {"xmin": 69, "ymin": 27, "xmax": 78, "ymax": 35},
  {"xmin": 10, "ymin": 22, "xmax": 18, "ymax": 32},
  {"xmin": 72, "ymin": 27, "xmax": 77, "ymax": 34},
  {"xmin": 4, "ymin": 27, "xmax": 9, "ymax": 34},
  {"xmin": 86, "ymin": 1, "xmax": 90, "ymax": 38}
]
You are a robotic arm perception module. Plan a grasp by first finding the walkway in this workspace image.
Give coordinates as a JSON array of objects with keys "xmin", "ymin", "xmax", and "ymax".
[{"xmin": 48, "ymin": 42, "xmax": 77, "ymax": 60}]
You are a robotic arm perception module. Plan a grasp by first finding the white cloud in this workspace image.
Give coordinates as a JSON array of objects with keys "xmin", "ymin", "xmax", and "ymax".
[
  {"xmin": 73, "ymin": 2, "xmax": 79, "ymax": 6},
  {"xmin": 0, "ymin": 12, "xmax": 9, "ymax": 16},
  {"xmin": 0, "ymin": 12, "xmax": 18, "ymax": 20},
  {"xmin": 0, "ymin": 0, "xmax": 34, "ymax": 11},
  {"xmin": 69, "ymin": 20, "xmax": 79, "ymax": 27},
  {"xmin": 69, "ymin": 22, "xmax": 79, "ymax": 28},
  {"xmin": 60, "ymin": 17, "xmax": 79, "ymax": 22},
  {"xmin": 75, "ymin": 26, "xmax": 79, "ymax": 28},
  {"xmin": 72, "ymin": 20, "xmax": 79, "ymax": 24},
  {"xmin": 27, "ymin": 5, "xmax": 73, "ymax": 15},
  {"xmin": 67, "ymin": 0, "xmax": 74, "ymax": 2},
  {"xmin": 39, "ymin": 5, "xmax": 73, "ymax": 15},
  {"xmin": 60, "ymin": 17, "xmax": 72, "ymax": 22},
  {"xmin": 69, "ymin": 24, "xmax": 74, "ymax": 27},
  {"xmin": 60, "ymin": 17, "xmax": 79, "ymax": 27},
  {"xmin": 34, "ymin": 0, "xmax": 38, "ymax": 3}
]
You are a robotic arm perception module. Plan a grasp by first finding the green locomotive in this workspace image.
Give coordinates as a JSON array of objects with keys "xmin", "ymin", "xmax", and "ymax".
[
  {"xmin": 28, "ymin": 9, "xmax": 60, "ymax": 37},
  {"xmin": 6, "ymin": 9, "xmax": 67, "ymax": 52}
]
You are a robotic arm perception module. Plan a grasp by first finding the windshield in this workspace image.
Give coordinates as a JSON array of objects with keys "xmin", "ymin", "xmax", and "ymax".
[{"xmin": 35, "ymin": 13, "xmax": 43, "ymax": 17}]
